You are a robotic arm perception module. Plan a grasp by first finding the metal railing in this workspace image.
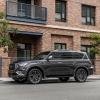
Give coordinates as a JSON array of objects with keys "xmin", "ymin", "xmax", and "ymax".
[{"xmin": 6, "ymin": 1, "xmax": 47, "ymax": 21}]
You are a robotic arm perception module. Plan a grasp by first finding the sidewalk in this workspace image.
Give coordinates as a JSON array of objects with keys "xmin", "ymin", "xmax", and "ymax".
[
  {"xmin": 0, "ymin": 75, "xmax": 100, "ymax": 82},
  {"xmin": 0, "ymin": 78, "xmax": 14, "ymax": 82},
  {"xmin": 88, "ymin": 75, "xmax": 100, "ymax": 80}
]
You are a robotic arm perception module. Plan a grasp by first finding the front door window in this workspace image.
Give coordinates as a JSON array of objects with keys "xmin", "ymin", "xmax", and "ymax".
[{"xmin": 17, "ymin": 43, "xmax": 31, "ymax": 61}]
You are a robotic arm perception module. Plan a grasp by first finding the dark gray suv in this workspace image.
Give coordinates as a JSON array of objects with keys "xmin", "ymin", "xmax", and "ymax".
[{"xmin": 8, "ymin": 50, "xmax": 93, "ymax": 84}]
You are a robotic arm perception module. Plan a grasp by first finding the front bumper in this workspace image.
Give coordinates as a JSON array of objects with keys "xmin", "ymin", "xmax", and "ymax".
[{"xmin": 8, "ymin": 70, "xmax": 26, "ymax": 79}]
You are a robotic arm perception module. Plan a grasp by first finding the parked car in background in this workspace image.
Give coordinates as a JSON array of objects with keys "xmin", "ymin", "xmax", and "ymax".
[{"xmin": 8, "ymin": 50, "xmax": 93, "ymax": 84}]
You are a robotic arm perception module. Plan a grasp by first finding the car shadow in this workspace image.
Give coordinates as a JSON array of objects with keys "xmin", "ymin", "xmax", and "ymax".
[{"xmin": 1, "ymin": 78, "xmax": 96, "ymax": 85}]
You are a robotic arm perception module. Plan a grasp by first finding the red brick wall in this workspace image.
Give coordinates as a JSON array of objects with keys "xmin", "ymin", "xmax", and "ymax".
[
  {"xmin": 0, "ymin": 0, "xmax": 5, "ymax": 12},
  {"xmin": 42, "ymin": 0, "xmax": 100, "ymax": 30},
  {"xmin": 0, "ymin": 0, "xmax": 100, "ymax": 76},
  {"xmin": 51, "ymin": 35, "xmax": 73, "ymax": 50},
  {"xmin": 0, "ymin": 0, "xmax": 100, "ymax": 30}
]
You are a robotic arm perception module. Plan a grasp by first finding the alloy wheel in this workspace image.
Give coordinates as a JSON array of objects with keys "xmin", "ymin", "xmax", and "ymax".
[
  {"xmin": 74, "ymin": 68, "xmax": 88, "ymax": 82},
  {"xmin": 28, "ymin": 68, "xmax": 42, "ymax": 84}
]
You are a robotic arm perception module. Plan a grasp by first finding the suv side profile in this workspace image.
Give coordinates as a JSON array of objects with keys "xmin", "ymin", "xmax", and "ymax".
[{"xmin": 8, "ymin": 50, "xmax": 93, "ymax": 84}]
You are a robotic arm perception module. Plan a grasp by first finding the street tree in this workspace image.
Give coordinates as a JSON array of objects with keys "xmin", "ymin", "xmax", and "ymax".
[
  {"xmin": 0, "ymin": 12, "xmax": 17, "ymax": 52},
  {"xmin": 89, "ymin": 32, "xmax": 100, "ymax": 55}
]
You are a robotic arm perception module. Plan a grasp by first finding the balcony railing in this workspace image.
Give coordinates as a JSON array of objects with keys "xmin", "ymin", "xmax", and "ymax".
[{"xmin": 6, "ymin": 1, "xmax": 47, "ymax": 24}]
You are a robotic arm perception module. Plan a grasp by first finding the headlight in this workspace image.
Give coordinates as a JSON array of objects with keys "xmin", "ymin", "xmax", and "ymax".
[
  {"xmin": 18, "ymin": 62, "xmax": 28, "ymax": 66},
  {"xmin": 15, "ymin": 64, "xmax": 19, "ymax": 69}
]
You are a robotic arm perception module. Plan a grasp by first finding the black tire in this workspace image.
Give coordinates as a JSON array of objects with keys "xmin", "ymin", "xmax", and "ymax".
[
  {"xmin": 74, "ymin": 68, "xmax": 88, "ymax": 82},
  {"xmin": 27, "ymin": 68, "xmax": 42, "ymax": 84},
  {"xmin": 59, "ymin": 77, "xmax": 70, "ymax": 82}
]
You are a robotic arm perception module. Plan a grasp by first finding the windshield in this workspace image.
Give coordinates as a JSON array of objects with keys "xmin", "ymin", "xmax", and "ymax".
[{"xmin": 33, "ymin": 52, "xmax": 50, "ymax": 60}]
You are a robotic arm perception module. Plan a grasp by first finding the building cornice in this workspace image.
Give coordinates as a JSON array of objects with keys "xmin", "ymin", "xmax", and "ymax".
[{"xmin": 9, "ymin": 21, "xmax": 100, "ymax": 33}]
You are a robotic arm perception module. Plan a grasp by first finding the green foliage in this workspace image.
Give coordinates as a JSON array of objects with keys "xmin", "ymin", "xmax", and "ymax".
[
  {"xmin": 89, "ymin": 33, "xmax": 100, "ymax": 55},
  {"xmin": 90, "ymin": 33, "xmax": 100, "ymax": 46},
  {"xmin": 0, "ymin": 35, "xmax": 13, "ymax": 47},
  {"xmin": 0, "ymin": 20, "xmax": 9, "ymax": 36},
  {"xmin": 0, "ymin": 12, "xmax": 18, "ymax": 52},
  {"xmin": 0, "ymin": 12, "xmax": 4, "ymax": 19}
]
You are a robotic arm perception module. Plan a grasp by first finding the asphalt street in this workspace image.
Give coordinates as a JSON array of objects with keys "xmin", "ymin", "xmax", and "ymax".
[{"xmin": 0, "ymin": 78, "xmax": 100, "ymax": 100}]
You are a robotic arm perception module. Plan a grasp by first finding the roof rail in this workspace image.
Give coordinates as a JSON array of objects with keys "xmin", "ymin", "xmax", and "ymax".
[{"xmin": 53, "ymin": 49, "xmax": 70, "ymax": 51}]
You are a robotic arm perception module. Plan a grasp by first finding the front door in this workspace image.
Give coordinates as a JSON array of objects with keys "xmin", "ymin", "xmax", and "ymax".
[{"xmin": 17, "ymin": 43, "xmax": 31, "ymax": 61}]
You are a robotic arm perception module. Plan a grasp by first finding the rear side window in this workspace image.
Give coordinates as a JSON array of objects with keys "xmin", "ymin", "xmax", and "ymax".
[
  {"xmin": 61, "ymin": 52, "xmax": 73, "ymax": 59},
  {"xmin": 72, "ymin": 52, "xmax": 84, "ymax": 59},
  {"xmin": 83, "ymin": 54, "xmax": 89, "ymax": 59},
  {"xmin": 52, "ymin": 52, "xmax": 73, "ymax": 60}
]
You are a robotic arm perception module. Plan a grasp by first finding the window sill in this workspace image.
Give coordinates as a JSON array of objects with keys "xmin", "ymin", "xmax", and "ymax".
[
  {"xmin": 55, "ymin": 19, "xmax": 66, "ymax": 22},
  {"xmin": 82, "ymin": 23, "xmax": 95, "ymax": 26}
]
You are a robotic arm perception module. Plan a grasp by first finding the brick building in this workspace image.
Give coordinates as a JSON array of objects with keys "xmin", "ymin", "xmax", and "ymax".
[{"xmin": 0, "ymin": 0, "xmax": 100, "ymax": 77}]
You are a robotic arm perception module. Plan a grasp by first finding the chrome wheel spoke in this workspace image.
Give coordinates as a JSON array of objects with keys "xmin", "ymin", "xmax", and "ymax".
[
  {"xmin": 28, "ymin": 69, "xmax": 42, "ymax": 84},
  {"xmin": 75, "ymin": 68, "xmax": 87, "ymax": 82}
]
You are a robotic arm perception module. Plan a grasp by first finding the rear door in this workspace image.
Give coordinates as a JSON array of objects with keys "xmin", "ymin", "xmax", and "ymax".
[{"xmin": 45, "ymin": 52, "xmax": 75, "ymax": 76}]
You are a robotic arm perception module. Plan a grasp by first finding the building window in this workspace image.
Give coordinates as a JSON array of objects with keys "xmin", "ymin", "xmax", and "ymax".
[
  {"xmin": 52, "ymin": 52, "xmax": 73, "ymax": 60},
  {"xmin": 18, "ymin": 0, "xmax": 31, "ymax": 18},
  {"xmin": 55, "ymin": 0, "xmax": 66, "ymax": 21},
  {"xmin": 54, "ymin": 43, "xmax": 66, "ymax": 50},
  {"xmin": 82, "ymin": 5, "xmax": 96, "ymax": 25},
  {"xmin": 81, "ymin": 45, "xmax": 95, "ymax": 65},
  {"xmin": 17, "ymin": 43, "xmax": 32, "ymax": 61}
]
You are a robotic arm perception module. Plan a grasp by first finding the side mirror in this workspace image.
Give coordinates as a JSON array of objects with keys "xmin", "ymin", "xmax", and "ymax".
[{"xmin": 47, "ymin": 55, "xmax": 53, "ymax": 61}]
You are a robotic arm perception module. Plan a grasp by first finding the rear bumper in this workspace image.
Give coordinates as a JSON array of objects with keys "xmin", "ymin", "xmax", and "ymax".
[{"xmin": 88, "ymin": 67, "xmax": 94, "ymax": 75}]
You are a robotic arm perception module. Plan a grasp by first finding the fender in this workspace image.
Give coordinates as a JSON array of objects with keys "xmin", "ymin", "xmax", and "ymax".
[{"xmin": 26, "ymin": 65, "xmax": 46, "ymax": 78}]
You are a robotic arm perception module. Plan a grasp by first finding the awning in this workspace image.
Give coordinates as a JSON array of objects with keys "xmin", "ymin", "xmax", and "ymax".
[
  {"xmin": 16, "ymin": 31, "xmax": 43, "ymax": 36},
  {"xmin": 9, "ymin": 30, "xmax": 43, "ymax": 36}
]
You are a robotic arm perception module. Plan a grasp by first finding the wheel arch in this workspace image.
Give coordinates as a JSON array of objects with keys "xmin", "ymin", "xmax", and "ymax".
[
  {"xmin": 74, "ymin": 66, "xmax": 89, "ymax": 76},
  {"xmin": 27, "ymin": 66, "xmax": 45, "ymax": 78}
]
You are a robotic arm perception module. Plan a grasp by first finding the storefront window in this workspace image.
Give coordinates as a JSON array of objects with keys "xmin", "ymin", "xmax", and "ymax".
[
  {"xmin": 54, "ymin": 43, "xmax": 66, "ymax": 50},
  {"xmin": 17, "ymin": 43, "xmax": 32, "ymax": 61}
]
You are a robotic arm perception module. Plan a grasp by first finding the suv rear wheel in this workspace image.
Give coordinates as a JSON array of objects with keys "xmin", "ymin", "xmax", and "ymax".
[
  {"xmin": 27, "ymin": 68, "xmax": 42, "ymax": 84},
  {"xmin": 74, "ymin": 68, "xmax": 88, "ymax": 82},
  {"xmin": 59, "ymin": 77, "xmax": 70, "ymax": 82}
]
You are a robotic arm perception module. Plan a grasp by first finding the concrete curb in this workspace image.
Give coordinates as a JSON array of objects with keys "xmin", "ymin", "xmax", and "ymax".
[
  {"xmin": 0, "ymin": 78, "xmax": 14, "ymax": 82},
  {"xmin": 88, "ymin": 75, "xmax": 100, "ymax": 80}
]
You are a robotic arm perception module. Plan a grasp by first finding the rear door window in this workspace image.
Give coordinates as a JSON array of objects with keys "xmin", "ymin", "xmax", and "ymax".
[
  {"xmin": 52, "ymin": 52, "xmax": 73, "ymax": 60},
  {"xmin": 72, "ymin": 52, "xmax": 84, "ymax": 59}
]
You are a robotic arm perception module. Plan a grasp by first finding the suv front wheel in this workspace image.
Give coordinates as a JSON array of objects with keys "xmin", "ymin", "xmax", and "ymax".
[
  {"xmin": 74, "ymin": 68, "xmax": 88, "ymax": 82},
  {"xmin": 27, "ymin": 68, "xmax": 42, "ymax": 84}
]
